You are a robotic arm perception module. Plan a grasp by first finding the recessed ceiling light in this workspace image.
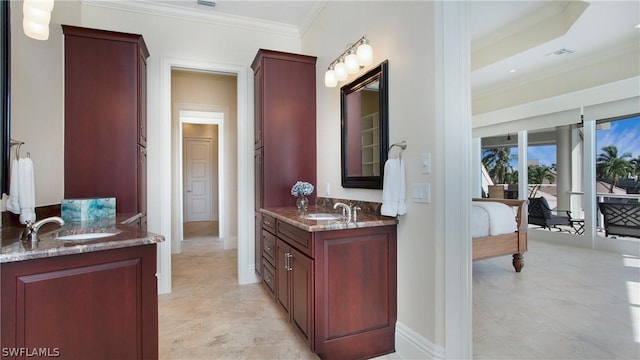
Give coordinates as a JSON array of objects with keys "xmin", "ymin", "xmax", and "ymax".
[
  {"xmin": 509, "ymin": 69, "xmax": 517, "ymax": 73},
  {"xmin": 635, "ymin": 23, "xmax": 640, "ymax": 29},
  {"xmin": 197, "ymin": 0, "xmax": 216, "ymax": 7},
  {"xmin": 546, "ymin": 48, "xmax": 575, "ymax": 56}
]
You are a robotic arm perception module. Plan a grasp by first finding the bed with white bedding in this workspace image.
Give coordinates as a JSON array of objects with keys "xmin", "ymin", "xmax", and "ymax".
[{"xmin": 472, "ymin": 198, "xmax": 527, "ymax": 272}]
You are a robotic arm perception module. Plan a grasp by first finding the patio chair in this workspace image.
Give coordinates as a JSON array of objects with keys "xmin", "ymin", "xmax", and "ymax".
[
  {"xmin": 528, "ymin": 197, "xmax": 572, "ymax": 231},
  {"xmin": 598, "ymin": 202, "xmax": 640, "ymax": 239}
]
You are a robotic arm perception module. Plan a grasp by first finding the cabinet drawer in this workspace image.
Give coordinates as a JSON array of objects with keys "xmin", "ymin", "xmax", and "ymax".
[
  {"xmin": 262, "ymin": 214, "xmax": 276, "ymax": 233},
  {"xmin": 277, "ymin": 220, "xmax": 313, "ymax": 257},
  {"xmin": 262, "ymin": 230, "xmax": 276, "ymax": 266},
  {"xmin": 262, "ymin": 260, "xmax": 276, "ymax": 298}
]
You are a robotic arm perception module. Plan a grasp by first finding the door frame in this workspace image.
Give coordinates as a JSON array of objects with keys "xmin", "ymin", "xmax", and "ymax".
[
  {"xmin": 158, "ymin": 56, "xmax": 256, "ymax": 295},
  {"xmin": 178, "ymin": 110, "xmax": 225, "ymax": 247}
]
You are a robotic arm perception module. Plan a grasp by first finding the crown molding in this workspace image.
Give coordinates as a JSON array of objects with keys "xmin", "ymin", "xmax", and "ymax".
[{"xmin": 81, "ymin": 0, "xmax": 302, "ymax": 37}]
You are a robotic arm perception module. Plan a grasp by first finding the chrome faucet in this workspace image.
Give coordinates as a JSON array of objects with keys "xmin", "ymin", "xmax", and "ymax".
[
  {"xmin": 333, "ymin": 202, "xmax": 352, "ymax": 223},
  {"xmin": 20, "ymin": 216, "xmax": 65, "ymax": 242},
  {"xmin": 352, "ymin": 205, "xmax": 362, "ymax": 223}
]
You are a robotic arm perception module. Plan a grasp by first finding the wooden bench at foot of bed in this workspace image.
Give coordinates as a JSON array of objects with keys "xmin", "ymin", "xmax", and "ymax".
[{"xmin": 472, "ymin": 198, "xmax": 528, "ymax": 272}]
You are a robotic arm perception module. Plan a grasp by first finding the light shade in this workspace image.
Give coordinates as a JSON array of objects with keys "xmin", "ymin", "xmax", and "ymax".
[
  {"xmin": 356, "ymin": 42, "xmax": 373, "ymax": 66},
  {"xmin": 23, "ymin": 4, "xmax": 51, "ymax": 24},
  {"xmin": 334, "ymin": 61, "xmax": 348, "ymax": 81},
  {"xmin": 344, "ymin": 51, "xmax": 359, "ymax": 74},
  {"xmin": 23, "ymin": 0, "xmax": 54, "ymax": 41},
  {"xmin": 23, "ymin": 18, "xmax": 50, "ymax": 40},
  {"xmin": 324, "ymin": 69, "xmax": 337, "ymax": 87},
  {"xmin": 24, "ymin": 0, "xmax": 54, "ymax": 12}
]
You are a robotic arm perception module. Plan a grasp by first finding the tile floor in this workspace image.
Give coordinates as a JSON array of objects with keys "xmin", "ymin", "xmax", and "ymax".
[
  {"xmin": 473, "ymin": 239, "xmax": 640, "ymax": 360},
  {"xmin": 160, "ymin": 222, "xmax": 640, "ymax": 359},
  {"xmin": 159, "ymin": 222, "xmax": 318, "ymax": 359}
]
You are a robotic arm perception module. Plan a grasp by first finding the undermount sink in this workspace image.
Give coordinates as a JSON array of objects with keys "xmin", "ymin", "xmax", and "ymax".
[
  {"xmin": 55, "ymin": 231, "xmax": 120, "ymax": 241},
  {"xmin": 303, "ymin": 213, "xmax": 344, "ymax": 221}
]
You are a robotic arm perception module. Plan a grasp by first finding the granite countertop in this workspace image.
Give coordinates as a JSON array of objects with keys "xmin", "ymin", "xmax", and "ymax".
[
  {"xmin": 260, "ymin": 206, "xmax": 398, "ymax": 232},
  {"xmin": 1, "ymin": 214, "xmax": 164, "ymax": 263}
]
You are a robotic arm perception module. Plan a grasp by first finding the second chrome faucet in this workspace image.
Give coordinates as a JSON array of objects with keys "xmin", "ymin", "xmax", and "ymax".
[
  {"xmin": 20, "ymin": 216, "xmax": 65, "ymax": 242},
  {"xmin": 333, "ymin": 202, "xmax": 362, "ymax": 223}
]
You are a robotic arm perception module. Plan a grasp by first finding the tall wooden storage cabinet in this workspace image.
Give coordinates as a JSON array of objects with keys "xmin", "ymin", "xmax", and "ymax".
[
  {"xmin": 252, "ymin": 49, "xmax": 317, "ymax": 276},
  {"xmin": 63, "ymin": 25, "xmax": 149, "ymax": 227}
]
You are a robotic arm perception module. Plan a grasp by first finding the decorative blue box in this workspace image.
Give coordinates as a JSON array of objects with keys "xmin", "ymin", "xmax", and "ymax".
[{"xmin": 61, "ymin": 197, "xmax": 116, "ymax": 223}]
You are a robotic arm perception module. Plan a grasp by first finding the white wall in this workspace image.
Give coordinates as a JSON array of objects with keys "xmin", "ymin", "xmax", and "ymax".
[
  {"xmin": 304, "ymin": 0, "xmax": 445, "ymax": 353},
  {"xmin": 4, "ymin": 1, "xmax": 80, "ymax": 208}
]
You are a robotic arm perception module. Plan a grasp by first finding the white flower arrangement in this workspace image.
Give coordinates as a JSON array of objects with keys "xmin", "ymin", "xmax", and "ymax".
[{"xmin": 291, "ymin": 181, "xmax": 314, "ymax": 196}]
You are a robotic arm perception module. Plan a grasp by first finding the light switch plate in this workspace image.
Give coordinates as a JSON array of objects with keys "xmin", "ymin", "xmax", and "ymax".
[
  {"xmin": 421, "ymin": 152, "xmax": 431, "ymax": 174},
  {"xmin": 412, "ymin": 182, "xmax": 430, "ymax": 203}
]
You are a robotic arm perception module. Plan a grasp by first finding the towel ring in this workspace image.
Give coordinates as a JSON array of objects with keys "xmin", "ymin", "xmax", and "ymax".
[
  {"xmin": 388, "ymin": 140, "xmax": 407, "ymax": 158},
  {"xmin": 10, "ymin": 139, "xmax": 25, "ymax": 160}
]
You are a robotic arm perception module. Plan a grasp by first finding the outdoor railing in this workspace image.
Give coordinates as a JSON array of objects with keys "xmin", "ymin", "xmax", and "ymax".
[{"xmin": 566, "ymin": 192, "xmax": 640, "ymax": 232}]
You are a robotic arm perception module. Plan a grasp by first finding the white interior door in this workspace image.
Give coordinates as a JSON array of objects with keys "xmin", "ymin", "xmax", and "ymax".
[{"xmin": 185, "ymin": 138, "xmax": 212, "ymax": 222}]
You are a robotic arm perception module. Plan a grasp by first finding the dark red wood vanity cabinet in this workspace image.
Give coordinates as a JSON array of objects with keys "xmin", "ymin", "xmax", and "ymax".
[
  {"xmin": 252, "ymin": 49, "xmax": 317, "ymax": 276},
  {"xmin": 62, "ymin": 25, "xmax": 149, "ymax": 227},
  {"xmin": 1, "ymin": 244, "xmax": 158, "ymax": 359},
  {"xmin": 313, "ymin": 225, "xmax": 397, "ymax": 360},
  {"xmin": 262, "ymin": 216, "xmax": 397, "ymax": 360}
]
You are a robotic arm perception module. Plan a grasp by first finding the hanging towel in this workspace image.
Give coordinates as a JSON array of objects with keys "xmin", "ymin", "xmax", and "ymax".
[
  {"xmin": 381, "ymin": 158, "xmax": 407, "ymax": 217},
  {"xmin": 6, "ymin": 159, "xmax": 20, "ymax": 214},
  {"xmin": 18, "ymin": 158, "xmax": 36, "ymax": 224}
]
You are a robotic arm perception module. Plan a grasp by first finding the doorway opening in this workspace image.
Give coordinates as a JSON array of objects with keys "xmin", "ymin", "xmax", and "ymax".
[
  {"xmin": 171, "ymin": 68, "xmax": 235, "ymax": 259},
  {"xmin": 158, "ymin": 56, "xmax": 262, "ymax": 294},
  {"xmin": 180, "ymin": 110, "xmax": 224, "ymax": 249}
]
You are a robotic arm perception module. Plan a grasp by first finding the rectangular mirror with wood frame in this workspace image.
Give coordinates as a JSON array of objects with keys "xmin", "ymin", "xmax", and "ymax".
[{"xmin": 340, "ymin": 60, "xmax": 389, "ymax": 189}]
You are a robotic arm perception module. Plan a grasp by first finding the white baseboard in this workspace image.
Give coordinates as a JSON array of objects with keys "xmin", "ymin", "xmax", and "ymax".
[
  {"xmin": 224, "ymin": 235, "xmax": 237, "ymax": 250},
  {"xmin": 239, "ymin": 264, "xmax": 260, "ymax": 285},
  {"xmin": 395, "ymin": 322, "xmax": 445, "ymax": 360}
]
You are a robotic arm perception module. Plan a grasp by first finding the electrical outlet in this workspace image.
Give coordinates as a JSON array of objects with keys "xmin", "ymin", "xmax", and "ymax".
[{"xmin": 412, "ymin": 182, "xmax": 430, "ymax": 203}]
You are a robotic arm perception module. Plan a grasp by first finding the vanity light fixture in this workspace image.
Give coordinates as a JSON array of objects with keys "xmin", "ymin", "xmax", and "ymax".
[
  {"xmin": 324, "ymin": 35, "xmax": 373, "ymax": 87},
  {"xmin": 324, "ymin": 66, "xmax": 337, "ymax": 87},
  {"xmin": 344, "ymin": 48, "xmax": 359, "ymax": 74},
  {"xmin": 334, "ymin": 57, "xmax": 348, "ymax": 81},
  {"xmin": 23, "ymin": 0, "xmax": 54, "ymax": 40}
]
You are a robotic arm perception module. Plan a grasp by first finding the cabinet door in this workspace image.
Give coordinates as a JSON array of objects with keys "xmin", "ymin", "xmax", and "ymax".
[
  {"xmin": 138, "ymin": 145, "xmax": 147, "ymax": 222},
  {"xmin": 275, "ymin": 239, "xmax": 290, "ymax": 314},
  {"xmin": 138, "ymin": 51, "xmax": 147, "ymax": 147},
  {"xmin": 254, "ymin": 148, "xmax": 263, "ymax": 209},
  {"xmin": 1, "ymin": 245, "xmax": 158, "ymax": 359},
  {"xmin": 63, "ymin": 26, "xmax": 148, "ymax": 215},
  {"xmin": 290, "ymin": 246, "xmax": 313, "ymax": 345},
  {"xmin": 253, "ymin": 63, "xmax": 263, "ymax": 149}
]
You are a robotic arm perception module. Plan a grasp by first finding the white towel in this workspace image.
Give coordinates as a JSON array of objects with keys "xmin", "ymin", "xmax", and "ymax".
[
  {"xmin": 381, "ymin": 158, "xmax": 407, "ymax": 217},
  {"xmin": 6, "ymin": 159, "xmax": 20, "ymax": 214},
  {"xmin": 18, "ymin": 158, "xmax": 36, "ymax": 224}
]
